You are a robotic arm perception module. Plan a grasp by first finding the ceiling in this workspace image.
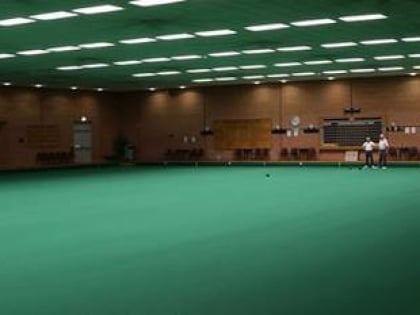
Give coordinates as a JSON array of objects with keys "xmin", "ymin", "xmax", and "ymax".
[{"xmin": 0, "ymin": 0, "xmax": 419, "ymax": 91}]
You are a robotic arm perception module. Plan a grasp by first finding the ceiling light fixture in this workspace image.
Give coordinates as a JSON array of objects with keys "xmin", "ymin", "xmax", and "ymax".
[
  {"xmin": 213, "ymin": 66, "xmax": 238, "ymax": 72},
  {"xmin": 402, "ymin": 37, "xmax": 420, "ymax": 42},
  {"xmin": 215, "ymin": 77, "xmax": 237, "ymax": 81},
  {"xmin": 350, "ymin": 68, "xmax": 376, "ymax": 73},
  {"xmin": 0, "ymin": 17, "xmax": 35, "ymax": 26},
  {"xmin": 278, "ymin": 46, "xmax": 312, "ymax": 52},
  {"xmin": 82, "ymin": 63, "xmax": 109, "ymax": 69},
  {"xmin": 274, "ymin": 62, "xmax": 302, "ymax": 67},
  {"xmin": 193, "ymin": 78, "xmax": 213, "ymax": 83},
  {"xmin": 291, "ymin": 19, "xmax": 336, "ymax": 27},
  {"xmin": 73, "ymin": 5, "xmax": 124, "ymax": 15},
  {"xmin": 322, "ymin": 42, "xmax": 358, "ymax": 48},
  {"xmin": 17, "ymin": 50, "xmax": 49, "ymax": 56},
  {"xmin": 0, "ymin": 53, "xmax": 15, "ymax": 59},
  {"xmin": 142, "ymin": 57, "xmax": 171, "ymax": 63},
  {"xmin": 266, "ymin": 74, "xmax": 289, "ymax": 78},
  {"xmin": 187, "ymin": 69, "xmax": 212, "ymax": 73},
  {"xmin": 119, "ymin": 37, "xmax": 156, "ymax": 44},
  {"xmin": 245, "ymin": 23, "xmax": 289, "ymax": 32},
  {"xmin": 133, "ymin": 73, "xmax": 156, "ymax": 77},
  {"xmin": 360, "ymin": 39, "xmax": 398, "ymax": 45},
  {"xmin": 374, "ymin": 55, "xmax": 405, "ymax": 60},
  {"xmin": 48, "ymin": 46, "xmax": 81, "ymax": 52},
  {"xmin": 304, "ymin": 60, "xmax": 332, "ymax": 65},
  {"xmin": 156, "ymin": 33, "xmax": 195, "ymax": 41},
  {"xmin": 378, "ymin": 66, "xmax": 404, "ymax": 71},
  {"xmin": 171, "ymin": 55, "xmax": 202, "ymax": 61},
  {"xmin": 323, "ymin": 70, "xmax": 348, "ymax": 74},
  {"xmin": 130, "ymin": 0, "xmax": 185, "ymax": 7},
  {"xmin": 243, "ymin": 75, "xmax": 265, "ymax": 80},
  {"xmin": 335, "ymin": 58, "xmax": 365, "ymax": 63},
  {"xmin": 113, "ymin": 60, "xmax": 142, "ymax": 66},
  {"xmin": 57, "ymin": 66, "xmax": 83, "ymax": 71},
  {"xmin": 239, "ymin": 65, "xmax": 267, "ymax": 70},
  {"xmin": 209, "ymin": 51, "xmax": 241, "ymax": 57},
  {"xmin": 30, "ymin": 11, "xmax": 78, "ymax": 20},
  {"xmin": 157, "ymin": 71, "xmax": 181, "ymax": 75},
  {"xmin": 242, "ymin": 49, "xmax": 275, "ymax": 54},
  {"xmin": 292, "ymin": 72, "xmax": 316, "ymax": 76},
  {"xmin": 195, "ymin": 29, "xmax": 237, "ymax": 37},
  {"xmin": 79, "ymin": 42, "xmax": 115, "ymax": 49},
  {"xmin": 339, "ymin": 14, "xmax": 387, "ymax": 22}
]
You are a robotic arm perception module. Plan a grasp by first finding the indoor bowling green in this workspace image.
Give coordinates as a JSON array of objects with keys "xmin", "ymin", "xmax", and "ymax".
[
  {"xmin": 1, "ymin": 0, "xmax": 420, "ymax": 314},
  {"xmin": 1, "ymin": 166, "xmax": 420, "ymax": 315}
]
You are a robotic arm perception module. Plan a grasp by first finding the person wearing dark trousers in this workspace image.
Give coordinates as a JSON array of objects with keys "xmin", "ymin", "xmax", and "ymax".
[
  {"xmin": 378, "ymin": 133, "xmax": 389, "ymax": 169},
  {"xmin": 362, "ymin": 137, "xmax": 376, "ymax": 169}
]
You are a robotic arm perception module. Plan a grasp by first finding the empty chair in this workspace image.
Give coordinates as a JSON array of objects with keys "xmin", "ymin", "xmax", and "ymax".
[
  {"xmin": 408, "ymin": 147, "xmax": 418, "ymax": 161},
  {"xmin": 280, "ymin": 148, "xmax": 289, "ymax": 161},
  {"xmin": 388, "ymin": 147, "xmax": 398, "ymax": 161},
  {"xmin": 290, "ymin": 148, "xmax": 299, "ymax": 161}
]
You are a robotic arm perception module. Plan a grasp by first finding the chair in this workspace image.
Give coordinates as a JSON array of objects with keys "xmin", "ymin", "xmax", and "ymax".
[
  {"xmin": 388, "ymin": 147, "xmax": 398, "ymax": 161},
  {"xmin": 290, "ymin": 148, "xmax": 299, "ymax": 161},
  {"xmin": 280, "ymin": 148, "xmax": 289, "ymax": 161}
]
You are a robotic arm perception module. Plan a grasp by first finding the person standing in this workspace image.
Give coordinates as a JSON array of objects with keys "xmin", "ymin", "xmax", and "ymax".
[
  {"xmin": 378, "ymin": 133, "xmax": 390, "ymax": 169},
  {"xmin": 362, "ymin": 137, "xmax": 376, "ymax": 169}
]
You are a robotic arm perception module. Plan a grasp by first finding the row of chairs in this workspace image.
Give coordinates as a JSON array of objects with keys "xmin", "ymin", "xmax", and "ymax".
[
  {"xmin": 234, "ymin": 148, "xmax": 270, "ymax": 161},
  {"xmin": 36, "ymin": 151, "xmax": 74, "ymax": 165},
  {"xmin": 165, "ymin": 149, "xmax": 205, "ymax": 161},
  {"xmin": 388, "ymin": 147, "xmax": 420, "ymax": 161},
  {"xmin": 280, "ymin": 148, "xmax": 317, "ymax": 161}
]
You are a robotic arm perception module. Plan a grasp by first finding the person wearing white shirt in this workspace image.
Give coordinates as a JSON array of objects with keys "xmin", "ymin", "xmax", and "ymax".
[
  {"xmin": 378, "ymin": 133, "xmax": 390, "ymax": 169},
  {"xmin": 362, "ymin": 137, "xmax": 376, "ymax": 169}
]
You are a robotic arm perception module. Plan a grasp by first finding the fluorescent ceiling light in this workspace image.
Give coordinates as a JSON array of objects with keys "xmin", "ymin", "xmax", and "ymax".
[
  {"xmin": 242, "ymin": 49, "xmax": 275, "ymax": 54},
  {"xmin": 339, "ymin": 14, "xmax": 387, "ymax": 22},
  {"xmin": 245, "ymin": 23, "xmax": 289, "ymax": 32},
  {"xmin": 79, "ymin": 42, "xmax": 114, "ymax": 49},
  {"xmin": 130, "ymin": 0, "xmax": 185, "ymax": 7},
  {"xmin": 114, "ymin": 60, "xmax": 142, "ymax": 66},
  {"xmin": 187, "ymin": 69, "xmax": 212, "ymax": 73},
  {"xmin": 30, "ymin": 11, "xmax": 77, "ymax": 20},
  {"xmin": 239, "ymin": 65, "xmax": 267, "ymax": 70},
  {"xmin": 323, "ymin": 70, "xmax": 348, "ymax": 74},
  {"xmin": 3, "ymin": 82, "xmax": 12, "ymax": 86},
  {"xmin": 278, "ymin": 46, "xmax": 312, "ymax": 52},
  {"xmin": 34, "ymin": 84, "xmax": 43, "ymax": 88},
  {"xmin": 374, "ymin": 55, "xmax": 405, "ymax": 60},
  {"xmin": 292, "ymin": 72, "xmax": 316, "ymax": 76},
  {"xmin": 402, "ymin": 37, "xmax": 420, "ymax": 42},
  {"xmin": 119, "ymin": 37, "xmax": 156, "ymax": 44},
  {"xmin": 70, "ymin": 86, "xmax": 78, "ymax": 90},
  {"xmin": 57, "ymin": 66, "xmax": 83, "ymax": 71},
  {"xmin": 215, "ymin": 77, "xmax": 237, "ymax": 81},
  {"xmin": 156, "ymin": 33, "xmax": 195, "ymax": 41},
  {"xmin": 335, "ymin": 58, "xmax": 365, "ymax": 63},
  {"xmin": 409, "ymin": 54, "xmax": 420, "ymax": 58},
  {"xmin": 291, "ymin": 19, "xmax": 336, "ymax": 27},
  {"xmin": 243, "ymin": 75, "xmax": 265, "ymax": 79},
  {"xmin": 360, "ymin": 39, "xmax": 398, "ymax": 45},
  {"xmin": 209, "ymin": 51, "xmax": 241, "ymax": 57},
  {"xmin": 193, "ymin": 78, "xmax": 213, "ymax": 83},
  {"xmin": 17, "ymin": 49, "xmax": 49, "ymax": 56},
  {"xmin": 157, "ymin": 71, "xmax": 181, "ymax": 75},
  {"xmin": 414, "ymin": 66, "xmax": 420, "ymax": 70},
  {"xmin": 378, "ymin": 66, "xmax": 404, "ymax": 71},
  {"xmin": 82, "ymin": 63, "xmax": 109, "ymax": 69},
  {"xmin": 266, "ymin": 74, "xmax": 289, "ymax": 78},
  {"xmin": 274, "ymin": 62, "xmax": 302, "ymax": 67},
  {"xmin": 0, "ymin": 54, "xmax": 15, "ymax": 59},
  {"xmin": 213, "ymin": 66, "xmax": 238, "ymax": 72},
  {"xmin": 195, "ymin": 29, "xmax": 236, "ymax": 37},
  {"xmin": 133, "ymin": 73, "xmax": 156, "ymax": 77},
  {"xmin": 171, "ymin": 55, "xmax": 202, "ymax": 61},
  {"xmin": 0, "ymin": 17, "xmax": 35, "ymax": 26},
  {"xmin": 304, "ymin": 60, "xmax": 332, "ymax": 65},
  {"xmin": 142, "ymin": 57, "xmax": 171, "ymax": 63},
  {"xmin": 322, "ymin": 42, "xmax": 358, "ymax": 48},
  {"xmin": 48, "ymin": 46, "xmax": 81, "ymax": 52},
  {"xmin": 350, "ymin": 68, "xmax": 376, "ymax": 73},
  {"xmin": 73, "ymin": 5, "xmax": 124, "ymax": 15}
]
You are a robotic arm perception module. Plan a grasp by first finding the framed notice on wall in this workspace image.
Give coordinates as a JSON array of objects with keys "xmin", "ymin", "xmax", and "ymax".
[
  {"xmin": 213, "ymin": 119, "xmax": 271, "ymax": 149},
  {"xmin": 26, "ymin": 125, "xmax": 60, "ymax": 149}
]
